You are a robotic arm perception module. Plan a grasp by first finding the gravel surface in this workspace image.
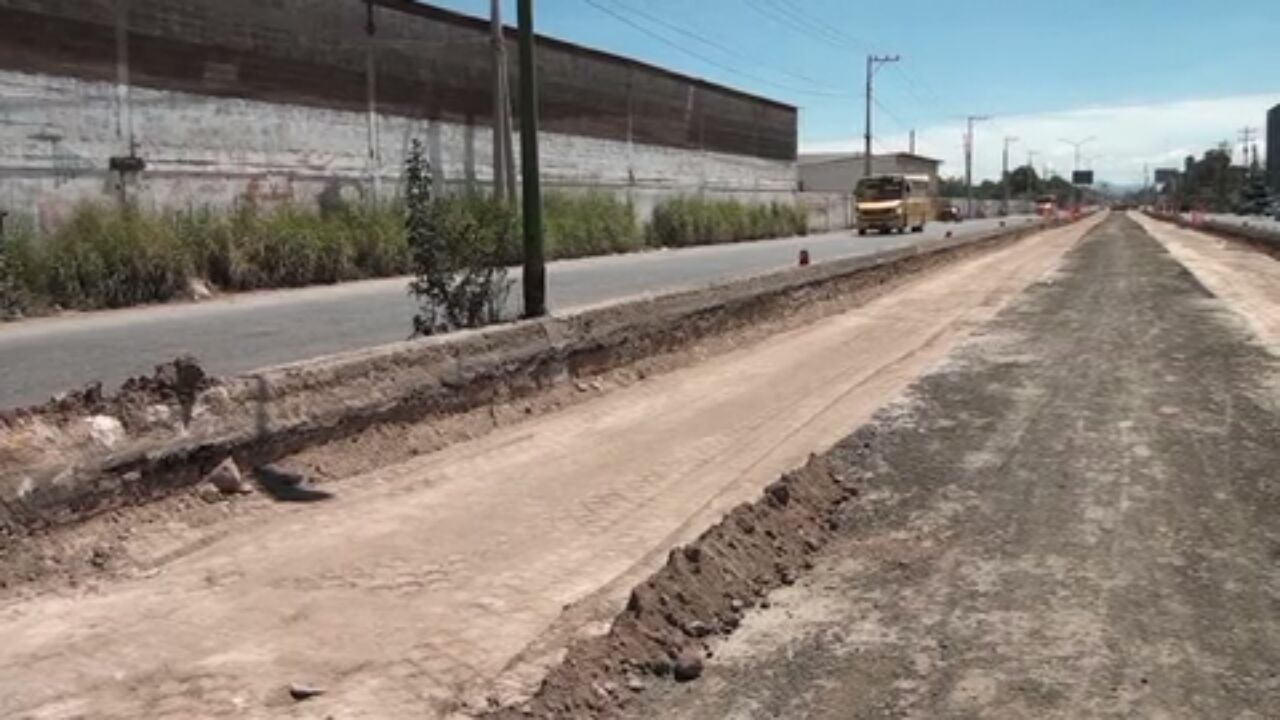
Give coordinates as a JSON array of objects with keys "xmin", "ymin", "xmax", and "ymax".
[{"xmin": 625, "ymin": 213, "xmax": 1280, "ymax": 718}]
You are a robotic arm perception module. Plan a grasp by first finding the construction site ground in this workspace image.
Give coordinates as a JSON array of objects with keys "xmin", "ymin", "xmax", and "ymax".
[
  {"xmin": 5, "ymin": 211, "xmax": 1278, "ymax": 719},
  {"xmin": 621, "ymin": 212, "xmax": 1280, "ymax": 719}
]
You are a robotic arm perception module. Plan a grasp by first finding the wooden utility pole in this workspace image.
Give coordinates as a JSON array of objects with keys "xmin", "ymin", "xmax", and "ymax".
[{"xmin": 517, "ymin": 0, "xmax": 545, "ymax": 318}]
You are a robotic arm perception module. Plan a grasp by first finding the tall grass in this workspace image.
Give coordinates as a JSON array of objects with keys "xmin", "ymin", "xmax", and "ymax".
[
  {"xmin": 648, "ymin": 196, "xmax": 808, "ymax": 248},
  {"xmin": 6, "ymin": 201, "xmax": 410, "ymax": 313},
  {"xmin": 1, "ymin": 192, "xmax": 808, "ymax": 317},
  {"xmin": 543, "ymin": 191, "xmax": 641, "ymax": 259}
]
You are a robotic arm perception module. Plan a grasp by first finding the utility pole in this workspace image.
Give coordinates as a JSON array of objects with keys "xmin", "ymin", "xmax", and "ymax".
[
  {"xmin": 863, "ymin": 54, "xmax": 900, "ymax": 179},
  {"xmin": 1002, "ymin": 136, "xmax": 1018, "ymax": 215},
  {"xmin": 1026, "ymin": 149, "xmax": 1040, "ymax": 197},
  {"xmin": 908, "ymin": 129, "xmax": 916, "ymax": 154},
  {"xmin": 1239, "ymin": 126, "xmax": 1258, "ymax": 174},
  {"xmin": 364, "ymin": 0, "xmax": 381, "ymax": 203},
  {"xmin": 517, "ymin": 0, "xmax": 545, "ymax": 318},
  {"xmin": 490, "ymin": 0, "xmax": 507, "ymax": 202},
  {"xmin": 964, "ymin": 115, "xmax": 989, "ymax": 218}
]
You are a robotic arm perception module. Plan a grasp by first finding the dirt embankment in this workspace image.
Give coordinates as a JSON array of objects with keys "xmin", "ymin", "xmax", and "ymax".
[
  {"xmin": 486, "ymin": 440, "xmax": 874, "ymax": 719},
  {"xmin": 0, "ymin": 221, "xmax": 1058, "ymax": 546},
  {"xmin": 1142, "ymin": 210, "xmax": 1280, "ymax": 260}
]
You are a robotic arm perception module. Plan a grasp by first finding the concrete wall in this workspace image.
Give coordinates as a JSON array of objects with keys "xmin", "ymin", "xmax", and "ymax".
[
  {"xmin": 798, "ymin": 154, "xmax": 941, "ymax": 194},
  {"xmin": 0, "ymin": 0, "xmax": 801, "ymax": 230},
  {"xmin": 1, "ymin": 69, "xmax": 799, "ymax": 230}
]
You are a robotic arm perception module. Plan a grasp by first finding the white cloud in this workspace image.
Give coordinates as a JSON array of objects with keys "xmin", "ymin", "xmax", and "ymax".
[{"xmin": 801, "ymin": 93, "xmax": 1280, "ymax": 186}]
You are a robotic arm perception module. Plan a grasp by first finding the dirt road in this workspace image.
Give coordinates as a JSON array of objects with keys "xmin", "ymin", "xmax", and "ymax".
[
  {"xmin": 625, "ymin": 214, "xmax": 1280, "ymax": 718},
  {"xmin": 0, "ymin": 219, "xmax": 1095, "ymax": 719}
]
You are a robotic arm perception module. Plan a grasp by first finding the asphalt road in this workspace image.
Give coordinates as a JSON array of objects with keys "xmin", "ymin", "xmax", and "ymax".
[
  {"xmin": 0, "ymin": 216, "xmax": 1029, "ymax": 409},
  {"xmin": 626, "ymin": 214, "xmax": 1280, "ymax": 718}
]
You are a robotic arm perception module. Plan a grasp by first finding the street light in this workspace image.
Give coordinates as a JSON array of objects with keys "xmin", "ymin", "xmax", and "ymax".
[
  {"xmin": 1058, "ymin": 136, "xmax": 1097, "ymax": 173},
  {"xmin": 1058, "ymin": 136, "xmax": 1097, "ymax": 211}
]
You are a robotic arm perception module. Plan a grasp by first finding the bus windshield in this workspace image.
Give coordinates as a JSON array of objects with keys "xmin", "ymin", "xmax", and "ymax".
[{"xmin": 857, "ymin": 176, "xmax": 905, "ymax": 201}]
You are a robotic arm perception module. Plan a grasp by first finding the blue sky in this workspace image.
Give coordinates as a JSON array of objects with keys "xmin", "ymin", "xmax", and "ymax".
[{"xmin": 428, "ymin": 0, "xmax": 1280, "ymax": 183}]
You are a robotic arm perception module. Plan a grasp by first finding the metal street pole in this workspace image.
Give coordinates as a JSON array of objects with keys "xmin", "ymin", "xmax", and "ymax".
[
  {"xmin": 863, "ymin": 54, "xmax": 900, "ymax": 179},
  {"xmin": 964, "ymin": 115, "xmax": 989, "ymax": 218},
  {"xmin": 518, "ymin": 0, "xmax": 545, "ymax": 318},
  {"xmin": 1058, "ymin": 136, "xmax": 1096, "ymax": 211},
  {"xmin": 1002, "ymin": 136, "xmax": 1018, "ymax": 215},
  {"xmin": 1058, "ymin": 136, "xmax": 1096, "ymax": 174}
]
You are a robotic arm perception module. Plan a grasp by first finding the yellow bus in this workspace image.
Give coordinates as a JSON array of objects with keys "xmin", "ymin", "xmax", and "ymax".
[{"xmin": 855, "ymin": 174, "xmax": 932, "ymax": 235}]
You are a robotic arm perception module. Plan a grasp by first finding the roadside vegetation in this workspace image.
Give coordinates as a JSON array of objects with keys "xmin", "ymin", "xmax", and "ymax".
[
  {"xmin": 648, "ymin": 196, "xmax": 808, "ymax": 247},
  {"xmin": 0, "ymin": 187, "xmax": 808, "ymax": 319},
  {"xmin": 405, "ymin": 140, "xmax": 514, "ymax": 335}
]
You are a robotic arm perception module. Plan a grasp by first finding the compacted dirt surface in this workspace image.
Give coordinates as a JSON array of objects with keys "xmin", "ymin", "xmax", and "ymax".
[
  {"xmin": 622, "ymin": 214, "xmax": 1280, "ymax": 719},
  {"xmin": 0, "ymin": 219, "xmax": 1096, "ymax": 719}
]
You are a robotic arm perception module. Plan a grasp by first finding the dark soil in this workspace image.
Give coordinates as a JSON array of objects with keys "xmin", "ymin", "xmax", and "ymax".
[{"xmin": 616, "ymin": 214, "xmax": 1280, "ymax": 717}]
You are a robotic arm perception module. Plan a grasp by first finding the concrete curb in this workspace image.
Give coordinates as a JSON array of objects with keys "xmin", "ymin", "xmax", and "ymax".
[{"xmin": 0, "ymin": 218, "xmax": 1059, "ymax": 535}]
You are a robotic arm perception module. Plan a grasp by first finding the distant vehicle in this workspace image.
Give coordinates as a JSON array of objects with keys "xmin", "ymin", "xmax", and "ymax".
[
  {"xmin": 855, "ymin": 174, "xmax": 932, "ymax": 235},
  {"xmin": 1035, "ymin": 195, "xmax": 1057, "ymax": 217},
  {"xmin": 937, "ymin": 204, "xmax": 962, "ymax": 222}
]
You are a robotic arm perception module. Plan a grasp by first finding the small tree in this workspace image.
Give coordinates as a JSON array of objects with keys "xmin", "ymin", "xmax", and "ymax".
[{"xmin": 405, "ymin": 139, "xmax": 514, "ymax": 336}]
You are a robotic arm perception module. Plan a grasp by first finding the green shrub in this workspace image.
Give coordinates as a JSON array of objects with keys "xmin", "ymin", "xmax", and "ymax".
[
  {"xmin": 406, "ymin": 141, "xmax": 515, "ymax": 335},
  {"xmin": 648, "ymin": 195, "xmax": 808, "ymax": 248},
  {"xmin": 346, "ymin": 200, "xmax": 410, "ymax": 277},
  {"xmin": 543, "ymin": 191, "xmax": 641, "ymax": 259},
  {"xmin": 35, "ymin": 203, "xmax": 190, "ymax": 309}
]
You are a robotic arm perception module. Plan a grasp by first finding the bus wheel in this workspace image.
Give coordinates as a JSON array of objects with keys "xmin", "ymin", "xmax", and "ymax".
[{"xmin": 857, "ymin": 228, "xmax": 867, "ymax": 236}]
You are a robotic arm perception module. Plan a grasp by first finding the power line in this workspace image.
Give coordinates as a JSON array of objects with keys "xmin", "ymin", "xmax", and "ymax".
[
  {"xmin": 761, "ymin": 0, "xmax": 868, "ymax": 51},
  {"xmin": 582, "ymin": 0, "xmax": 849, "ymax": 98},
  {"xmin": 872, "ymin": 96, "xmax": 911, "ymax": 133},
  {"xmin": 743, "ymin": 0, "xmax": 855, "ymax": 54},
  {"xmin": 591, "ymin": 0, "xmax": 848, "ymax": 94}
]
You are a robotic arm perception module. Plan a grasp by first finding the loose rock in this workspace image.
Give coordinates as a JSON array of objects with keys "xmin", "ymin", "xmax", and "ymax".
[
  {"xmin": 204, "ymin": 457, "xmax": 250, "ymax": 495},
  {"xmin": 673, "ymin": 650, "xmax": 704, "ymax": 682},
  {"xmin": 195, "ymin": 482, "xmax": 224, "ymax": 504},
  {"xmin": 288, "ymin": 683, "xmax": 325, "ymax": 701}
]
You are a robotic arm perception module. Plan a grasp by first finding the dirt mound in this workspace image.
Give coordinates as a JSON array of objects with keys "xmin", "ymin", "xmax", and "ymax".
[
  {"xmin": 490, "ymin": 435, "xmax": 874, "ymax": 718},
  {"xmin": 0, "ymin": 354, "xmax": 213, "ymax": 430}
]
